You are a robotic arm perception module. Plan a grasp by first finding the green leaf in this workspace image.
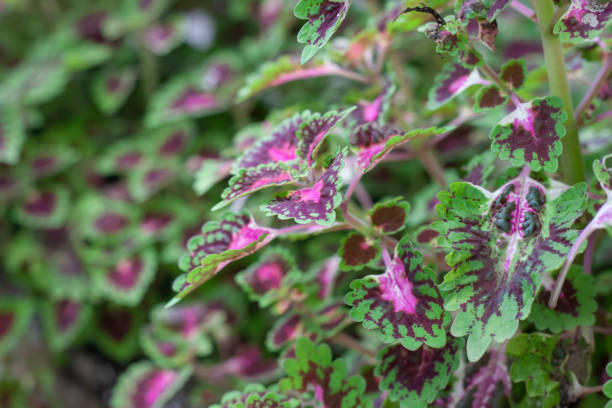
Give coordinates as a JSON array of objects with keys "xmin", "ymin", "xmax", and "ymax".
[
  {"xmin": 434, "ymin": 172, "xmax": 587, "ymax": 361},
  {"xmin": 211, "ymin": 383, "xmax": 301, "ymax": 408},
  {"xmin": 528, "ymin": 266, "xmax": 597, "ymax": 333},
  {"xmin": 279, "ymin": 337, "xmax": 366, "ymax": 407},
  {"xmin": 294, "ymin": 0, "xmax": 352, "ymax": 64},
  {"xmin": 345, "ymin": 236, "xmax": 449, "ymax": 350},
  {"xmin": 376, "ymin": 338, "xmax": 463, "ymax": 408},
  {"xmin": 0, "ymin": 298, "xmax": 34, "ymax": 357}
]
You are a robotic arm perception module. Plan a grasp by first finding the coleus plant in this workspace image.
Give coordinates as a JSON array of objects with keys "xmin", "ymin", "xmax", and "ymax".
[{"xmin": 1, "ymin": 0, "xmax": 612, "ymax": 407}]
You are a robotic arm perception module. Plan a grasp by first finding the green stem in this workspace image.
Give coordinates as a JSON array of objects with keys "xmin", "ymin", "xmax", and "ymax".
[
  {"xmin": 139, "ymin": 45, "xmax": 158, "ymax": 102},
  {"xmin": 533, "ymin": 0, "xmax": 585, "ymax": 185}
]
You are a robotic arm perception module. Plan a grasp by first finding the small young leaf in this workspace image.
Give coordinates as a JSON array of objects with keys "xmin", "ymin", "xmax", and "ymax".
[
  {"xmin": 279, "ymin": 337, "xmax": 366, "ymax": 407},
  {"xmin": 24, "ymin": 143, "xmax": 76, "ymax": 179},
  {"xmin": 92, "ymin": 67, "xmax": 137, "ymax": 115},
  {"xmin": 0, "ymin": 298, "xmax": 34, "ymax": 357},
  {"xmin": 434, "ymin": 175, "xmax": 587, "ymax": 361},
  {"xmin": 93, "ymin": 249, "xmax": 158, "ymax": 306},
  {"xmin": 261, "ymin": 148, "xmax": 346, "ymax": 225},
  {"xmin": 500, "ymin": 59, "xmax": 526, "ymax": 90},
  {"xmin": 235, "ymin": 247, "xmax": 300, "ymax": 309},
  {"xmin": 96, "ymin": 141, "xmax": 145, "ymax": 174},
  {"xmin": 474, "ymin": 85, "xmax": 507, "ymax": 112},
  {"xmin": 40, "ymin": 299, "xmax": 92, "ymax": 351},
  {"xmin": 111, "ymin": 361, "xmax": 191, "ymax": 408},
  {"xmin": 553, "ymin": 0, "xmax": 612, "ymax": 42},
  {"xmin": 14, "ymin": 187, "xmax": 69, "ymax": 229},
  {"xmin": 490, "ymin": 96, "xmax": 566, "ymax": 172},
  {"xmin": 506, "ymin": 333, "xmax": 561, "ymax": 407},
  {"xmin": 294, "ymin": 0, "xmax": 351, "ymax": 64},
  {"xmin": 345, "ymin": 236, "xmax": 448, "ymax": 350},
  {"xmin": 142, "ymin": 19, "xmax": 184, "ymax": 55},
  {"xmin": 529, "ymin": 266, "xmax": 597, "ymax": 333},
  {"xmin": 368, "ymin": 197, "xmax": 411, "ymax": 235},
  {"xmin": 376, "ymin": 339, "xmax": 463, "ymax": 408},
  {"xmin": 428, "ymin": 62, "xmax": 485, "ymax": 110},
  {"xmin": 339, "ymin": 232, "xmax": 381, "ymax": 271},
  {"xmin": 128, "ymin": 162, "xmax": 176, "ymax": 202},
  {"xmin": 148, "ymin": 122, "xmax": 195, "ymax": 159},
  {"xmin": 478, "ymin": 19, "xmax": 498, "ymax": 51}
]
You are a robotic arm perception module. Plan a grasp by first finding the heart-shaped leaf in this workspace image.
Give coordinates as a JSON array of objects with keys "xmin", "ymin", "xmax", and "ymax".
[
  {"xmin": 14, "ymin": 187, "xmax": 69, "ymax": 229},
  {"xmin": 261, "ymin": 148, "xmax": 346, "ymax": 225},
  {"xmin": 553, "ymin": 0, "xmax": 612, "ymax": 42},
  {"xmin": 111, "ymin": 361, "xmax": 191, "ymax": 408},
  {"xmin": 93, "ymin": 249, "xmax": 158, "ymax": 306},
  {"xmin": 500, "ymin": 59, "xmax": 526, "ymax": 90},
  {"xmin": 474, "ymin": 85, "xmax": 507, "ymax": 112},
  {"xmin": 490, "ymin": 96, "xmax": 566, "ymax": 172},
  {"xmin": 434, "ymin": 173, "xmax": 587, "ymax": 361},
  {"xmin": 294, "ymin": 0, "xmax": 351, "ymax": 64},
  {"xmin": 376, "ymin": 339, "xmax": 463, "ymax": 408},
  {"xmin": 529, "ymin": 266, "xmax": 597, "ymax": 333},
  {"xmin": 235, "ymin": 247, "xmax": 300, "ymax": 309},
  {"xmin": 279, "ymin": 337, "xmax": 366, "ymax": 407},
  {"xmin": 338, "ymin": 231, "xmax": 381, "ymax": 270},
  {"xmin": 368, "ymin": 197, "xmax": 411, "ymax": 235},
  {"xmin": 92, "ymin": 67, "xmax": 137, "ymax": 115},
  {"xmin": 40, "ymin": 299, "xmax": 92, "ymax": 351},
  {"xmin": 345, "ymin": 236, "xmax": 448, "ymax": 350},
  {"xmin": 0, "ymin": 298, "xmax": 34, "ymax": 357},
  {"xmin": 94, "ymin": 306, "xmax": 142, "ymax": 362}
]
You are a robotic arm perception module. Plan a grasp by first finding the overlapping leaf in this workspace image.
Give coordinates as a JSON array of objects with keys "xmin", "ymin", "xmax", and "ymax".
[
  {"xmin": 376, "ymin": 339, "xmax": 463, "ymax": 408},
  {"xmin": 173, "ymin": 211, "xmax": 273, "ymax": 302},
  {"xmin": 454, "ymin": 348, "xmax": 511, "ymax": 407},
  {"xmin": 529, "ymin": 266, "xmax": 597, "ymax": 333},
  {"xmin": 279, "ymin": 337, "xmax": 366, "ymax": 407},
  {"xmin": 296, "ymin": 108, "xmax": 354, "ymax": 166},
  {"xmin": 350, "ymin": 124, "xmax": 451, "ymax": 173},
  {"xmin": 490, "ymin": 96, "xmax": 566, "ymax": 172},
  {"xmin": 235, "ymin": 247, "xmax": 300, "ymax": 309},
  {"xmin": 339, "ymin": 231, "xmax": 381, "ymax": 270},
  {"xmin": 553, "ymin": 0, "xmax": 612, "ymax": 42},
  {"xmin": 345, "ymin": 236, "xmax": 448, "ymax": 350},
  {"xmin": 368, "ymin": 197, "xmax": 410, "ymax": 235},
  {"xmin": 434, "ymin": 173, "xmax": 587, "ymax": 361},
  {"xmin": 261, "ymin": 148, "xmax": 346, "ymax": 225},
  {"xmin": 211, "ymin": 384, "xmax": 301, "ymax": 408},
  {"xmin": 294, "ymin": 0, "xmax": 351, "ymax": 64},
  {"xmin": 474, "ymin": 85, "xmax": 507, "ymax": 112},
  {"xmin": 428, "ymin": 62, "xmax": 486, "ymax": 110},
  {"xmin": 111, "ymin": 361, "xmax": 191, "ymax": 408}
]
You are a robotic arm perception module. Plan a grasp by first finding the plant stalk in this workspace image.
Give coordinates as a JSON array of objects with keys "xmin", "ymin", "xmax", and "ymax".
[{"xmin": 533, "ymin": 0, "xmax": 585, "ymax": 185}]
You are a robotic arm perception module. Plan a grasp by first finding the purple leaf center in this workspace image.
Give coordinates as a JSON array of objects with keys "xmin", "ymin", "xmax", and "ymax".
[
  {"xmin": 171, "ymin": 88, "xmax": 217, "ymax": 112},
  {"xmin": 54, "ymin": 300, "xmax": 80, "ymax": 331},
  {"xmin": 132, "ymin": 371, "xmax": 178, "ymax": 408},
  {"xmin": 94, "ymin": 212, "xmax": 129, "ymax": 234},
  {"xmin": 379, "ymin": 259, "xmax": 419, "ymax": 314},
  {"xmin": 0, "ymin": 312, "xmax": 14, "ymax": 338},
  {"xmin": 108, "ymin": 257, "xmax": 143, "ymax": 289},
  {"xmin": 24, "ymin": 191, "xmax": 56, "ymax": 215}
]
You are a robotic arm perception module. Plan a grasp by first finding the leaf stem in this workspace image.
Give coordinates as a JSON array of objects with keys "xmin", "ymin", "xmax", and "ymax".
[
  {"xmin": 533, "ymin": 0, "xmax": 586, "ymax": 185},
  {"xmin": 510, "ymin": 1, "xmax": 537, "ymax": 21},
  {"xmin": 416, "ymin": 147, "xmax": 447, "ymax": 187},
  {"xmin": 575, "ymin": 52, "xmax": 612, "ymax": 124},
  {"xmin": 139, "ymin": 44, "xmax": 158, "ymax": 101},
  {"xmin": 329, "ymin": 332, "xmax": 378, "ymax": 364},
  {"xmin": 592, "ymin": 109, "xmax": 612, "ymax": 124}
]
